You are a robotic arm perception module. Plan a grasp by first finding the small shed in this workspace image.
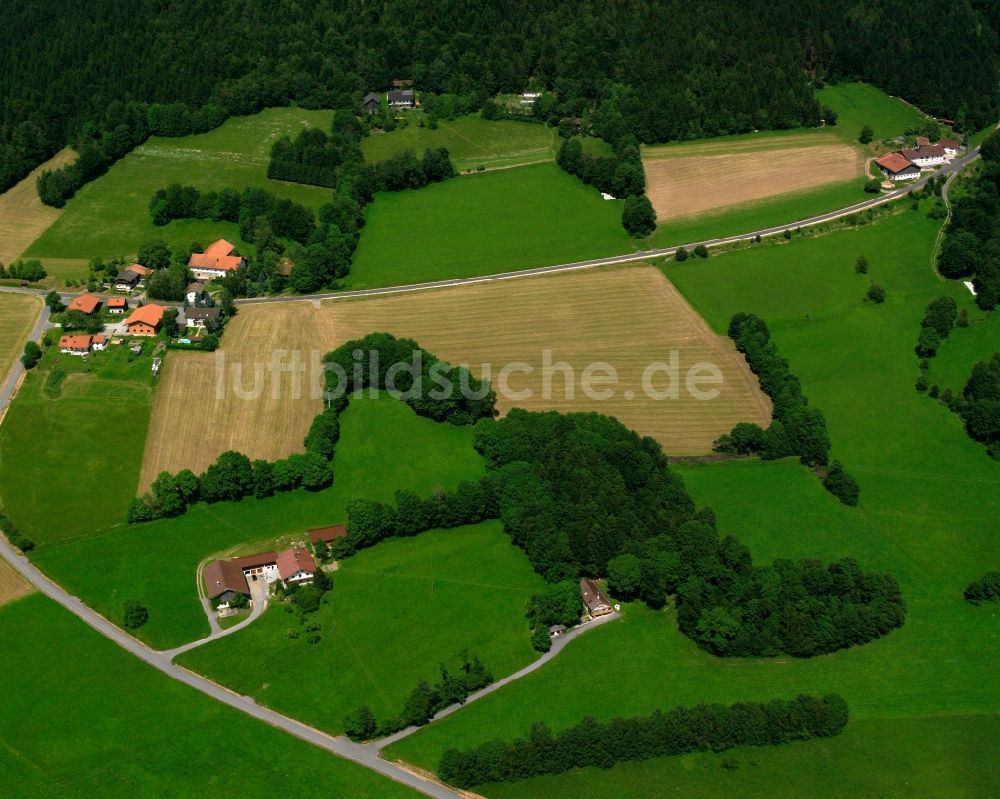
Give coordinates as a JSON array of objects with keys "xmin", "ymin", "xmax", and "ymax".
[{"xmin": 362, "ymin": 92, "xmax": 381, "ymax": 115}]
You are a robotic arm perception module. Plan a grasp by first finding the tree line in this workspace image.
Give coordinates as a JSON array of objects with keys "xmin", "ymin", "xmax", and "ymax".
[
  {"xmin": 947, "ymin": 352, "xmax": 1000, "ymax": 459},
  {"xmin": 0, "ymin": 512, "xmax": 34, "ymax": 552},
  {"xmin": 438, "ymin": 694, "xmax": 849, "ymax": 788},
  {"xmin": 0, "ymin": 260, "xmax": 47, "ymax": 283},
  {"xmin": 937, "ymin": 129, "xmax": 1000, "ymax": 311},
  {"xmin": 6, "ymin": 0, "xmax": 998, "ymax": 200},
  {"xmin": 344, "ymin": 652, "xmax": 493, "ymax": 741},
  {"xmin": 714, "ymin": 313, "xmax": 861, "ymax": 506}
]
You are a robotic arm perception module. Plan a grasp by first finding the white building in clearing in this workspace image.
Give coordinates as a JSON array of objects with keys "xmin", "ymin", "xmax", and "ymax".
[
  {"xmin": 875, "ymin": 152, "xmax": 921, "ymax": 182},
  {"xmin": 188, "ymin": 239, "xmax": 246, "ymax": 281},
  {"xmin": 899, "ymin": 144, "xmax": 946, "ymax": 169},
  {"xmin": 231, "ymin": 546, "xmax": 317, "ymax": 586}
]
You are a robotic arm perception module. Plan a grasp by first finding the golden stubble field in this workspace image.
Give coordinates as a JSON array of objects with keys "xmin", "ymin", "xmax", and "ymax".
[
  {"xmin": 642, "ymin": 133, "xmax": 862, "ymax": 220},
  {"xmin": 0, "ymin": 293, "xmax": 42, "ymax": 387},
  {"xmin": 140, "ymin": 267, "xmax": 771, "ymax": 487},
  {"xmin": 0, "ymin": 557, "xmax": 32, "ymax": 607},
  {"xmin": 0, "ymin": 148, "xmax": 76, "ymax": 265}
]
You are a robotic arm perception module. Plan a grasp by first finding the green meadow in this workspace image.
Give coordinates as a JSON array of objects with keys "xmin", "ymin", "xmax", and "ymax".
[
  {"xmin": 362, "ymin": 115, "xmax": 559, "ymax": 172},
  {"xmin": 386, "ymin": 209, "xmax": 1000, "ymax": 793},
  {"xmin": 179, "ymin": 521, "xmax": 545, "ymax": 734},
  {"xmin": 31, "ymin": 394, "xmax": 486, "ymax": 648},
  {"xmin": 816, "ymin": 82, "xmax": 932, "ymax": 143},
  {"xmin": 23, "ymin": 107, "xmax": 334, "ymax": 262},
  {"xmin": 0, "ymin": 367, "xmax": 152, "ymax": 544},
  {"xmin": 927, "ymin": 306, "xmax": 1000, "ymax": 393},
  {"xmin": 346, "ymin": 162, "xmax": 632, "ymax": 288},
  {"xmin": 0, "ymin": 594, "xmax": 419, "ymax": 799}
]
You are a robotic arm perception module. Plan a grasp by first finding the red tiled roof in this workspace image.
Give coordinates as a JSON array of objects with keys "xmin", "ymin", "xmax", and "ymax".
[
  {"xmin": 875, "ymin": 152, "xmax": 917, "ymax": 174},
  {"xmin": 916, "ymin": 136, "xmax": 930, "ymax": 146},
  {"xmin": 124, "ymin": 304, "xmax": 165, "ymax": 328},
  {"xmin": 59, "ymin": 334, "xmax": 93, "ymax": 350},
  {"xmin": 68, "ymin": 294, "xmax": 101, "ymax": 314},
  {"xmin": 940, "ymin": 139, "xmax": 960, "ymax": 150},
  {"xmin": 129, "ymin": 264, "xmax": 153, "ymax": 276},
  {"xmin": 203, "ymin": 559, "xmax": 250, "ymax": 599},
  {"xmin": 188, "ymin": 239, "xmax": 244, "ymax": 272},
  {"xmin": 309, "ymin": 524, "xmax": 348, "ymax": 544},
  {"xmin": 92, "ymin": 334, "xmax": 106, "ymax": 344},
  {"xmin": 107, "ymin": 297, "xmax": 127, "ymax": 308},
  {"xmin": 277, "ymin": 547, "xmax": 317, "ymax": 580}
]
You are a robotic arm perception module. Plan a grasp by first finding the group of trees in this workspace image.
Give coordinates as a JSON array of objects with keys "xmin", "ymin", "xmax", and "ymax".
[
  {"xmin": 526, "ymin": 581, "xmax": 584, "ymax": 651},
  {"xmin": 20, "ymin": 341, "xmax": 42, "ymax": 370},
  {"xmin": 555, "ymin": 135, "xmax": 654, "ymax": 236},
  {"xmin": 0, "ymin": 512, "xmax": 34, "ymax": 552},
  {"xmin": 915, "ymin": 296, "xmax": 959, "ymax": 357},
  {"xmin": 322, "ymin": 333, "xmax": 497, "ymax": 425},
  {"xmin": 4, "ymin": 0, "xmax": 998, "ymax": 201},
  {"xmin": 268, "ymin": 112, "xmax": 365, "ymax": 188},
  {"xmin": 964, "ymin": 571, "xmax": 1000, "ymax": 603},
  {"xmin": 344, "ymin": 652, "xmax": 493, "ymax": 740},
  {"xmin": 953, "ymin": 352, "xmax": 1000, "ymax": 458},
  {"xmin": 937, "ymin": 129, "xmax": 1000, "ymax": 311},
  {"xmin": 714, "ymin": 313, "xmax": 860, "ymax": 505},
  {"xmin": 438, "ymin": 694, "xmax": 849, "ymax": 788},
  {"xmin": 471, "ymin": 407, "xmax": 902, "ymax": 657},
  {"xmin": 148, "ymin": 184, "xmax": 317, "ymax": 245},
  {"xmin": 0, "ymin": 259, "xmax": 46, "ymax": 283}
]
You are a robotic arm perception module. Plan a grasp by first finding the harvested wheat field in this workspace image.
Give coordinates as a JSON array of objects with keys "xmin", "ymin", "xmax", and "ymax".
[
  {"xmin": 139, "ymin": 301, "xmax": 340, "ymax": 488},
  {"xmin": 642, "ymin": 133, "xmax": 861, "ymax": 220},
  {"xmin": 0, "ymin": 293, "xmax": 42, "ymax": 385},
  {"xmin": 0, "ymin": 148, "xmax": 75, "ymax": 265},
  {"xmin": 0, "ymin": 557, "xmax": 32, "ymax": 607},
  {"xmin": 141, "ymin": 267, "xmax": 769, "ymax": 484}
]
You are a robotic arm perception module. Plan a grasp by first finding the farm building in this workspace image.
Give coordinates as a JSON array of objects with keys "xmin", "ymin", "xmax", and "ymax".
[
  {"xmin": 203, "ymin": 559, "xmax": 250, "ymax": 604},
  {"xmin": 67, "ymin": 294, "xmax": 101, "ymax": 314},
  {"xmin": 123, "ymin": 303, "xmax": 165, "ymax": 336},
  {"xmin": 107, "ymin": 297, "xmax": 128, "ymax": 314},
  {"xmin": 580, "ymin": 579, "xmax": 614, "ymax": 618},
  {"xmin": 277, "ymin": 547, "xmax": 317, "ymax": 585},
  {"xmin": 940, "ymin": 139, "xmax": 961, "ymax": 157},
  {"xmin": 392, "ymin": 79, "xmax": 413, "ymax": 89},
  {"xmin": 232, "ymin": 551, "xmax": 280, "ymax": 582},
  {"xmin": 899, "ymin": 144, "xmax": 946, "ymax": 168},
  {"xmin": 115, "ymin": 269, "xmax": 142, "ymax": 291},
  {"xmin": 308, "ymin": 524, "xmax": 348, "ymax": 548},
  {"xmin": 91, "ymin": 334, "xmax": 107, "ymax": 351},
  {"xmin": 875, "ymin": 152, "xmax": 920, "ymax": 181},
  {"xmin": 388, "ymin": 89, "xmax": 415, "ymax": 108},
  {"xmin": 188, "ymin": 239, "xmax": 246, "ymax": 280},
  {"xmin": 185, "ymin": 307, "xmax": 221, "ymax": 328},
  {"xmin": 59, "ymin": 334, "xmax": 97, "ymax": 356},
  {"xmin": 362, "ymin": 92, "xmax": 381, "ymax": 114}
]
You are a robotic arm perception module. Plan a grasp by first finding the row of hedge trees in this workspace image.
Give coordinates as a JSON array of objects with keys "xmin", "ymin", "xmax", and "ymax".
[
  {"xmin": 0, "ymin": 512, "xmax": 34, "ymax": 552},
  {"xmin": 344, "ymin": 652, "xmax": 493, "ymax": 740},
  {"xmin": 955, "ymin": 352, "xmax": 1000, "ymax": 459},
  {"xmin": 438, "ymin": 694, "xmax": 849, "ymax": 788},
  {"xmin": 555, "ymin": 134, "xmax": 656, "ymax": 237},
  {"xmin": 0, "ymin": 259, "xmax": 47, "ymax": 283},
  {"xmin": 714, "ymin": 312, "xmax": 861, "ymax": 505},
  {"xmin": 37, "ymin": 100, "xmax": 233, "ymax": 208},
  {"xmin": 936, "ymin": 128, "xmax": 1000, "ymax": 311},
  {"xmin": 127, "ymin": 400, "xmax": 345, "ymax": 523}
]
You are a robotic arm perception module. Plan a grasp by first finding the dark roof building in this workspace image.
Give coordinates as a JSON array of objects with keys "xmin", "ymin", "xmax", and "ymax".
[
  {"xmin": 388, "ymin": 89, "xmax": 415, "ymax": 108},
  {"xmin": 309, "ymin": 524, "xmax": 348, "ymax": 546},
  {"xmin": 204, "ymin": 559, "xmax": 250, "ymax": 600},
  {"xmin": 232, "ymin": 551, "xmax": 279, "ymax": 570},
  {"xmin": 186, "ymin": 307, "xmax": 221, "ymax": 324},
  {"xmin": 580, "ymin": 579, "xmax": 614, "ymax": 617},
  {"xmin": 362, "ymin": 92, "xmax": 381, "ymax": 114}
]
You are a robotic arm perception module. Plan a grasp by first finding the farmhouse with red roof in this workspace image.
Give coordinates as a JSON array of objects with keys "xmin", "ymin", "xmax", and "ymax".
[
  {"xmin": 123, "ymin": 303, "xmax": 165, "ymax": 336},
  {"xmin": 188, "ymin": 239, "xmax": 247, "ymax": 280},
  {"xmin": 875, "ymin": 152, "xmax": 921, "ymax": 182},
  {"xmin": 67, "ymin": 294, "xmax": 101, "ymax": 314},
  {"xmin": 59, "ymin": 334, "xmax": 106, "ymax": 356}
]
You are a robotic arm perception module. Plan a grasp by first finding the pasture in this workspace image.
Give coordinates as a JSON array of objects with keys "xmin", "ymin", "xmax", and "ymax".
[
  {"xmin": 0, "ymin": 292, "xmax": 41, "ymax": 386},
  {"xmin": 927, "ymin": 308, "xmax": 1000, "ymax": 393},
  {"xmin": 0, "ymin": 593, "xmax": 421, "ymax": 799},
  {"xmin": 642, "ymin": 132, "xmax": 862, "ymax": 221},
  {"xmin": 22, "ymin": 108, "xmax": 334, "ymax": 262},
  {"xmin": 139, "ymin": 300, "xmax": 340, "ymax": 487},
  {"xmin": 33, "ymin": 395, "xmax": 486, "ymax": 648},
  {"xmin": 180, "ymin": 521, "xmax": 545, "ymax": 734},
  {"xmin": 0, "ymin": 148, "xmax": 75, "ymax": 267},
  {"xmin": 346, "ymin": 162, "xmax": 632, "ymax": 288},
  {"xmin": 361, "ymin": 115, "xmax": 558, "ymax": 171},
  {"xmin": 0, "ymin": 557, "xmax": 32, "ymax": 606},
  {"xmin": 386, "ymin": 210, "xmax": 1000, "ymax": 793},
  {"xmin": 816, "ymin": 82, "xmax": 934, "ymax": 144},
  {"xmin": 138, "ymin": 267, "xmax": 770, "ymax": 480},
  {"xmin": 0, "ymin": 370, "xmax": 151, "ymax": 546}
]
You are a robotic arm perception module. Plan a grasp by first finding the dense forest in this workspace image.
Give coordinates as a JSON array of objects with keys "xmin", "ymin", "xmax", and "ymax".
[
  {"xmin": 937, "ymin": 130, "xmax": 1000, "ymax": 310},
  {"xmin": 2, "ymin": 0, "xmax": 998, "ymax": 194}
]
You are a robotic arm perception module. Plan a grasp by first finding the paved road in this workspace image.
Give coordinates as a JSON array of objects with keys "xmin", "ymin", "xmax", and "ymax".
[
  {"xmin": 373, "ymin": 611, "xmax": 621, "ymax": 750},
  {"xmin": 0, "ymin": 537, "xmax": 464, "ymax": 799},
  {"xmin": 161, "ymin": 576, "xmax": 269, "ymax": 659}
]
